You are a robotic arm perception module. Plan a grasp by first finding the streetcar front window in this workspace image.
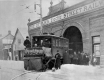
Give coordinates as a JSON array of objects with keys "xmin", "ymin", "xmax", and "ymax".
[
  {"xmin": 43, "ymin": 38, "xmax": 51, "ymax": 48},
  {"xmin": 32, "ymin": 37, "xmax": 51, "ymax": 48}
]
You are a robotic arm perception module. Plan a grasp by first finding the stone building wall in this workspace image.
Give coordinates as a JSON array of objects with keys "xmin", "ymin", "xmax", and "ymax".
[{"xmin": 28, "ymin": 0, "xmax": 104, "ymax": 66}]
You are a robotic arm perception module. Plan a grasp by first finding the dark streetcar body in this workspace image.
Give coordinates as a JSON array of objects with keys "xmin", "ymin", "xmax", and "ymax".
[{"xmin": 23, "ymin": 35, "xmax": 70, "ymax": 71}]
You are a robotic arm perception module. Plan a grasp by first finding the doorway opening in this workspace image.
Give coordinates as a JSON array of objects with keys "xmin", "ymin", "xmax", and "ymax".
[{"xmin": 63, "ymin": 26, "xmax": 83, "ymax": 53}]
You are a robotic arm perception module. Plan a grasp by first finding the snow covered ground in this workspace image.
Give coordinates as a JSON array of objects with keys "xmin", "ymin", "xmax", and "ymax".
[
  {"xmin": 24, "ymin": 64, "xmax": 104, "ymax": 80},
  {"xmin": 0, "ymin": 60, "xmax": 104, "ymax": 80}
]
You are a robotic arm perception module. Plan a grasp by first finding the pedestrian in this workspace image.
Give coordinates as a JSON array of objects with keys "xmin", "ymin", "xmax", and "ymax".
[
  {"xmin": 77, "ymin": 51, "xmax": 82, "ymax": 65},
  {"xmin": 85, "ymin": 53, "xmax": 89, "ymax": 65},
  {"xmin": 8, "ymin": 51, "xmax": 12, "ymax": 60},
  {"xmin": 93, "ymin": 54, "xmax": 97, "ymax": 66},
  {"xmin": 73, "ymin": 52, "xmax": 78, "ymax": 64},
  {"xmin": 63, "ymin": 50, "xmax": 71, "ymax": 64},
  {"xmin": 55, "ymin": 50, "xmax": 61, "ymax": 69},
  {"xmin": 24, "ymin": 36, "xmax": 31, "ymax": 49},
  {"xmin": 70, "ymin": 53, "xmax": 74, "ymax": 64},
  {"xmin": 80, "ymin": 51, "xmax": 84, "ymax": 65}
]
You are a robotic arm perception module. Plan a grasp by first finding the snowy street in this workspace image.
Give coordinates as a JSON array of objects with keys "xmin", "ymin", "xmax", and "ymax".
[
  {"xmin": 0, "ymin": 60, "xmax": 104, "ymax": 80},
  {"xmin": 24, "ymin": 64, "xmax": 104, "ymax": 80}
]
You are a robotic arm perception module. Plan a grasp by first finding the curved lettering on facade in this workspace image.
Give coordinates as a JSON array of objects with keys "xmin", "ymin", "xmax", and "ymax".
[{"xmin": 29, "ymin": 0, "xmax": 104, "ymax": 30}]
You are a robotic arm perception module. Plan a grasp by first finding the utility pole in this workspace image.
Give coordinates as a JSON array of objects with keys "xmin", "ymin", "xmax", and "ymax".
[
  {"xmin": 35, "ymin": 0, "xmax": 43, "ymax": 35},
  {"xmin": 40, "ymin": 0, "xmax": 43, "ymax": 35}
]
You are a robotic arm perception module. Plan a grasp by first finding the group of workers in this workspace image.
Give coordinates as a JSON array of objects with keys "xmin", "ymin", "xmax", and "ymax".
[{"xmin": 70, "ymin": 51, "xmax": 90, "ymax": 65}]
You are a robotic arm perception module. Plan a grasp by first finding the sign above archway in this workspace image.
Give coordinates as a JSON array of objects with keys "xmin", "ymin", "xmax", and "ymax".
[{"xmin": 29, "ymin": 0, "xmax": 104, "ymax": 30}]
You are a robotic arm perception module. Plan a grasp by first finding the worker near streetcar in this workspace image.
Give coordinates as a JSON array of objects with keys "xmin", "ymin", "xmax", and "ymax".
[
  {"xmin": 63, "ymin": 50, "xmax": 71, "ymax": 64},
  {"xmin": 55, "ymin": 50, "xmax": 61, "ymax": 69},
  {"xmin": 24, "ymin": 36, "xmax": 31, "ymax": 49}
]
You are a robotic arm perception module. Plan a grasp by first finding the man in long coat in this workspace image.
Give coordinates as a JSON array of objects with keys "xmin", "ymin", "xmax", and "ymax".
[
  {"xmin": 63, "ymin": 50, "xmax": 71, "ymax": 64},
  {"xmin": 55, "ymin": 50, "xmax": 61, "ymax": 69}
]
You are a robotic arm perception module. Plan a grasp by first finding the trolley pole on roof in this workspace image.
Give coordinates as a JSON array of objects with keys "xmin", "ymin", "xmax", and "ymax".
[
  {"xmin": 40, "ymin": 0, "xmax": 43, "ymax": 35},
  {"xmin": 34, "ymin": 0, "xmax": 43, "ymax": 35}
]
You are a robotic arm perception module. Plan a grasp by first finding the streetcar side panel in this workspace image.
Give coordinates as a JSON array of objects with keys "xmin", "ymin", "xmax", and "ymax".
[{"xmin": 52, "ymin": 37, "xmax": 69, "ymax": 58}]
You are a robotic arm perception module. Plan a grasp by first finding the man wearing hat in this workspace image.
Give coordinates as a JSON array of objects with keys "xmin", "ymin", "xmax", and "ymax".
[{"xmin": 24, "ymin": 36, "xmax": 31, "ymax": 49}]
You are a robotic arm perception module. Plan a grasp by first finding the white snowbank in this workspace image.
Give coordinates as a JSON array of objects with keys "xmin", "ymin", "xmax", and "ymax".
[
  {"xmin": 0, "ymin": 60, "xmax": 25, "ymax": 80},
  {"xmin": 43, "ymin": 64, "xmax": 104, "ymax": 80},
  {"xmin": 61, "ymin": 64, "xmax": 96, "ymax": 74},
  {"xmin": 22, "ymin": 64, "xmax": 104, "ymax": 80},
  {"xmin": 0, "ymin": 60, "xmax": 24, "ymax": 70}
]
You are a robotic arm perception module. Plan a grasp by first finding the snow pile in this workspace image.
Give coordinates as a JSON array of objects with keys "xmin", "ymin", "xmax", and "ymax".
[
  {"xmin": 43, "ymin": 64, "xmax": 104, "ymax": 80},
  {"xmin": 61, "ymin": 64, "xmax": 96, "ymax": 74},
  {"xmin": 0, "ymin": 60, "xmax": 25, "ymax": 80},
  {"xmin": 0, "ymin": 60, "xmax": 24, "ymax": 70},
  {"xmin": 60, "ymin": 64, "xmax": 96, "ymax": 80}
]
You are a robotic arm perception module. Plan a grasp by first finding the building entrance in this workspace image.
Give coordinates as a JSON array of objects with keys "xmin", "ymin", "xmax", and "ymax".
[{"xmin": 63, "ymin": 26, "xmax": 83, "ymax": 54}]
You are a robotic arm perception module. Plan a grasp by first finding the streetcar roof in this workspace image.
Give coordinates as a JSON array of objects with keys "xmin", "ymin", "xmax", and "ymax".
[{"xmin": 33, "ymin": 35, "xmax": 68, "ymax": 40}]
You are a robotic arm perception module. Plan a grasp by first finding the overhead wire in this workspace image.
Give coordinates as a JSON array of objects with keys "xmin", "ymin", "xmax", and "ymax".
[
  {"xmin": 10, "ymin": 2, "xmax": 35, "ymax": 17},
  {"xmin": 1, "ymin": 1, "xmax": 40, "ymax": 35},
  {"xmin": 7, "ymin": 1, "xmax": 35, "ymax": 33}
]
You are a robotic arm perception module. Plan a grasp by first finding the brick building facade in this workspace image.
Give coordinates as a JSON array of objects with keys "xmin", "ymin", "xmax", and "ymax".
[{"xmin": 27, "ymin": 0, "xmax": 104, "ymax": 66}]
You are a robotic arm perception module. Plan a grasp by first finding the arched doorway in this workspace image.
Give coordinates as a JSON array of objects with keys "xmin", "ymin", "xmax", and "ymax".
[{"xmin": 63, "ymin": 26, "xmax": 83, "ymax": 54}]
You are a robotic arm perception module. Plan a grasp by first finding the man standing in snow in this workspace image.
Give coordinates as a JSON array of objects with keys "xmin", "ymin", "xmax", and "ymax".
[
  {"xmin": 55, "ymin": 50, "xmax": 61, "ymax": 69},
  {"xmin": 63, "ymin": 50, "xmax": 71, "ymax": 64},
  {"xmin": 77, "ymin": 51, "xmax": 82, "ymax": 65},
  {"xmin": 73, "ymin": 52, "xmax": 78, "ymax": 64},
  {"xmin": 93, "ymin": 54, "xmax": 97, "ymax": 66}
]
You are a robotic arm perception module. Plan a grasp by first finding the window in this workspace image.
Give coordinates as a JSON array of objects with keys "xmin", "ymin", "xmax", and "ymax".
[
  {"xmin": 92, "ymin": 36, "xmax": 100, "ymax": 56},
  {"xmin": 56, "ymin": 39, "xmax": 59, "ymax": 47},
  {"xmin": 94, "ymin": 44, "xmax": 100, "ymax": 56},
  {"xmin": 93, "ymin": 36, "xmax": 100, "ymax": 43},
  {"xmin": 53, "ymin": 39, "xmax": 56, "ymax": 46},
  {"xmin": 92, "ymin": 35, "xmax": 100, "ymax": 65},
  {"xmin": 18, "ymin": 39, "xmax": 21, "ymax": 44},
  {"xmin": 59, "ymin": 39, "xmax": 61, "ymax": 47}
]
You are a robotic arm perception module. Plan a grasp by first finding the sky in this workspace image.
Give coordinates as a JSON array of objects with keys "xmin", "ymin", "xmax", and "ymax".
[{"xmin": 0, "ymin": 0, "xmax": 84, "ymax": 38}]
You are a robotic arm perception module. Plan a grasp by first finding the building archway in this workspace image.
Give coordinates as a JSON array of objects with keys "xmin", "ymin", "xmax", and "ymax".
[{"xmin": 63, "ymin": 26, "xmax": 83, "ymax": 54}]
